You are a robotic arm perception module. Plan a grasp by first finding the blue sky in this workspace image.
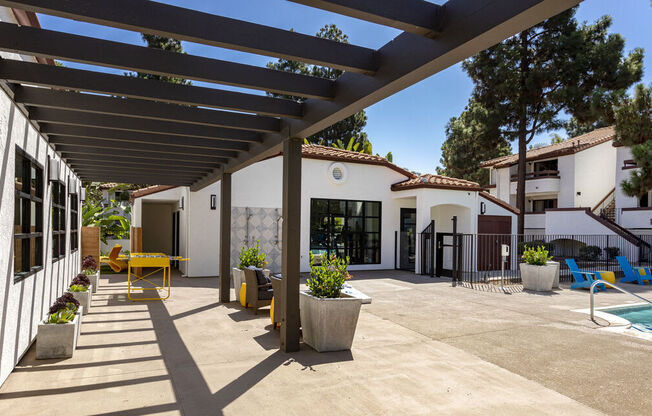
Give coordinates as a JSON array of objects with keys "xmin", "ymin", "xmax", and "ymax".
[{"xmin": 37, "ymin": 0, "xmax": 651, "ymax": 174}]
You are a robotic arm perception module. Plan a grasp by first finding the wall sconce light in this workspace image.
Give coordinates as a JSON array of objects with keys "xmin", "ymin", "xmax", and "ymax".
[
  {"xmin": 68, "ymin": 176, "xmax": 77, "ymax": 194},
  {"xmin": 48, "ymin": 156, "xmax": 60, "ymax": 182},
  {"xmin": 210, "ymin": 194, "xmax": 217, "ymax": 210},
  {"xmin": 576, "ymin": 191, "xmax": 582, "ymax": 196},
  {"xmin": 80, "ymin": 188, "xmax": 86, "ymax": 202},
  {"xmin": 179, "ymin": 196, "xmax": 184, "ymax": 210},
  {"xmin": 480, "ymin": 201, "xmax": 486, "ymax": 215}
]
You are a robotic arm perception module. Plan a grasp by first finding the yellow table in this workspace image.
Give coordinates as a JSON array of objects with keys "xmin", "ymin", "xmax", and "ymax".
[
  {"xmin": 595, "ymin": 270, "xmax": 616, "ymax": 286},
  {"xmin": 127, "ymin": 253, "xmax": 188, "ymax": 301}
]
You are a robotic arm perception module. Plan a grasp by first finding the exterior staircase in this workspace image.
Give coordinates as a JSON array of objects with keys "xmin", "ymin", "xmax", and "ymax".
[{"xmin": 593, "ymin": 188, "xmax": 615, "ymax": 221}]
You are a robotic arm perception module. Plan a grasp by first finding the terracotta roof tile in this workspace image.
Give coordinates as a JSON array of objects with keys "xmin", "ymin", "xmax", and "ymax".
[
  {"xmin": 480, "ymin": 126, "xmax": 615, "ymax": 168},
  {"xmin": 300, "ymin": 144, "xmax": 416, "ymax": 179},
  {"xmin": 391, "ymin": 173, "xmax": 482, "ymax": 192}
]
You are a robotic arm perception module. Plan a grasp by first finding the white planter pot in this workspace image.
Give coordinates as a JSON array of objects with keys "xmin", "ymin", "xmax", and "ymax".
[
  {"xmin": 519, "ymin": 263, "xmax": 556, "ymax": 292},
  {"xmin": 69, "ymin": 285, "xmax": 92, "ymax": 315},
  {"xmin": 300, "ymin": 291, "xmax": 362, "ymax": 352},
  {"xmin": 75, "ymin": 306, "xmax": 84, "ymax": 337},
  {"xmin": 547, "ymin": 261, "xmax": 560, "ymax": 289},
  {"xmin": 232, "ymin": 268, "xmax": 245, "ymax": 302},
  {"xmin": 86, "ymin": 271, "xmax": 99, "ymax": 293},
  {"xmin": 36, "ymin": 314, "xmax": 79, "ymax": 359}
]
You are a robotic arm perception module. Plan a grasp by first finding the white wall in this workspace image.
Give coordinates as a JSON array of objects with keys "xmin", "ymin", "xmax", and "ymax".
[
  {"xmin": 495, "ymin": 167, "xmax": 511, "ymax": 202},
  {"xmin": 0, "ymin": 71, "xmax": 81, "ymax": 385},
  {"xmin": 556, "ymin": 154, "xmax": 574, "ymax": 207},
  {"xmin": 573, "ymin": 140, "xmax": 616, "ymax": 208},
  {"xmin": 614, "ymin": 146, "xmax": 639, "ymax": 224}
]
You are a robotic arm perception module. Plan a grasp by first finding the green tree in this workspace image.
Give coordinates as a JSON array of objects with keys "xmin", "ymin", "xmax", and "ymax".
[
  {"xmin": 267, "ymin": 24, "xmax": 371, "ymax": 152},
  {"xmin": 614, "ymin": 83, "xmax": 652, "ymax": 198},
  {"xmin": 463, "ymin": 8, "xmax": 643, "ymax": 232},
  {"xmin": 126, "ymin": 34, "xmax": 191, "ymax": 85},
  {"xmin": 437, "ymin": 100, "xmax": 511, "ymax": 185}
]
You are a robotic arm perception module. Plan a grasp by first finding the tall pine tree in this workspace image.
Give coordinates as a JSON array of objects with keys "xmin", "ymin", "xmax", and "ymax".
[
  {"xmin": 462, "ymin": 8, "xmax": 643, "ymax": 233},
  {"xmin": 267, "ymin": 25, "xmax": 371, "ymax": 152},
  {"xmin": 127, "ymin": 34, "xmax": 191, "ymax": 85}
]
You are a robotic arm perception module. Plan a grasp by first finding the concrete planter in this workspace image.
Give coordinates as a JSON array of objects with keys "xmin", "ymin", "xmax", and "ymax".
[
  {"xmin": 86, "ymin": 271, "xmax": 99, "ymax": 293},
  {"xmin": 75, "ymin": 306, "xmax": 84, "ymax": 337},
  {"xmin": 36, "ymin": 314, "xmax": 79, "ymax": 359},
  {"xmin": 233, "ymin": 268, "xmax": 245, "ymax": 303},
  {"xmin": 300, "ymin": 290, "xmax": 362, "ymax": 352},
  {"xmin": 69, "ymin": 285, "xmax": 92, "ymax": 315},
  {"xmin": 519, "ymin": 263, "xmax": 556, "ymax": 292},
  {"xmin": 547, "ymin": 261, "xmax": 560, "ymax": 289}
]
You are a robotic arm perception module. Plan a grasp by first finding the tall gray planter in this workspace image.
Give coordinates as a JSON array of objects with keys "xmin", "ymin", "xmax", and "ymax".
[
  {"xmin": 87, "ymin": 271, "xmax": 99, "ymax": 293},
  {"xmin": 36, "ymin": 314, "xmax": 79, "ymax": 359},
  {"xmin": 69, "ymin": 285, "xmax": 92, "ymax": 315},
  {"xmin": 519, "ymin": 263, "xmax": 556, "ymax": 292},
  {"xmin": 233, "ymin": 268, "xmax": 245, "ymax": 303},
  {"xmin": 300, "ymin": 291, "xmax": 362, "ymax": 352}
]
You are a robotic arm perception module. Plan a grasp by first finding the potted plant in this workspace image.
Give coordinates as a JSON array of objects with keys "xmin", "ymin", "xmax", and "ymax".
[
  {"xmin": 300, "ymin": 253, "xmax": 362, "ymax": 352},
  {"xmin": 233, "ymin": 240, "xmax": 267, "ymax": 305},
  {"xmin": 68, "ymin": 273, "xmax": 92, "ymax": 314},
  {"xmin": 82, "ymin": 255, "xmax": 100, "ymax": 293},
  {"xmin": 36, "ymin": 295, "xmax": 80, "ymax": 359},
  {"xmin": 519, "ymin": 246, "xmax": 556, "ymax": 292}
]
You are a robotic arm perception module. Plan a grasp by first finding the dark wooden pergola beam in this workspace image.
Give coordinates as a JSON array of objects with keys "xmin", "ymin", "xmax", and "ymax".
[
  {"xmin": 289, "ymin": 0, "xmax": 445, "ymax": 37},
  {"xmin": 0, "ymin": 22, "xmax": 334, "ymax": 100},
  {"xmin": 30, "ymin": 108, "xmax": 259, "ymax": 145},
  {"xmin": 50, "ymin": 137, "xmax": 236, "ymax": 159},
  {"xmin": 0, "ymin": 0, "xmax": 378, "ymax": 74},
  {"xmin": 0, "ymin": 59, "xmax": 303, "ymax": 118},
  {"xmin": 61, "ymin": 153, "xmax": 220, "ymax": 169},
  {"xmin": 15, "ymin": 86, "xmax": 281, "ymax": 133},
  {"xmin": 56, "ymin": 146, "xmax": 227, "ymax": 164},
  {"xmin": 76, "ymin": 174, "xmax": 194, "ymax": 186},
  {"xmin": 73, "ymin": 167, "xmax": 202, "ymax": 179},
  {"xmin": 70, "ymin": 161, "xmax": 212, "ymax": 174}
]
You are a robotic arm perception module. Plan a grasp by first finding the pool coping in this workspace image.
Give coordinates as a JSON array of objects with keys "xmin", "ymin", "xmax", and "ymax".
[{"xmin": 573, "ymin": 302, "xmax": 652, "ymax": 341}]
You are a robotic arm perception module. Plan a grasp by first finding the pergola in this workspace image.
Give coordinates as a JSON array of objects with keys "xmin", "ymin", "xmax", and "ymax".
[{"xmin": 0, "ymin": 0, "xmax": 579, "ymax": 351}]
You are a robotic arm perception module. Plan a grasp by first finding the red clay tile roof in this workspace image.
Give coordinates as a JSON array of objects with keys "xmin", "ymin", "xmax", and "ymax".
[
  {"xmin": 480, "ymin": 126, "xmax": 615, "ymax": 168},
  {"xmin": 130, "ymin": 185, "xmax": 176, "ymax": 201},
  {"xmin": 391, "ymin": 174, "xmax": 482, "ymax": 192},
  {"xmin": 300, "ymin": 144, "xmax": 417, "ymax": 179},
  {"xmin": 479, "ymin": 191, "xmax": 520, "ymax": 215}
]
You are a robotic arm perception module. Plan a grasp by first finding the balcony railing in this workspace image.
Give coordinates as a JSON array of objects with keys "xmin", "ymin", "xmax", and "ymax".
[{"xmin": 510, "ymin": 170, "xmax": 559, "ymax": 181}]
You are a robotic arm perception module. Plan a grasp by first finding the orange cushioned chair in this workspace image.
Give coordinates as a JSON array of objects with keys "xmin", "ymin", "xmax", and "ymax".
[{"xmin": 100, "ymin": 244, "xmax": 128, "ymax": 272}]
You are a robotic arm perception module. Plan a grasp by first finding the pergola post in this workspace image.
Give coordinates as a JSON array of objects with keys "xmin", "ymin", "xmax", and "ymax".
[
  {"xmin": 280, "ymin": 137, "xmax": 302, "ymax": 352},
  {"xmin": 219, "ymin": 172, "xmax": 232, "ymax": 303}
]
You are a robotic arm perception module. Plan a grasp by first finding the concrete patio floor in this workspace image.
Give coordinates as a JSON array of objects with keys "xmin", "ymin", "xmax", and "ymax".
[{"xmin": 0, "ymin": 269, "xmax": 650, "ymax": 416}]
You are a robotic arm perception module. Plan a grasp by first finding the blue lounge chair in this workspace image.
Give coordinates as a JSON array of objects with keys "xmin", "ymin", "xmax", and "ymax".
[
  {"xmin": 565, "ymin": 259, "xmax": 605, "ymax": 291},
  {"xmin": 616, "ymin": 256, "xmax": 651, "ymax": 285}
]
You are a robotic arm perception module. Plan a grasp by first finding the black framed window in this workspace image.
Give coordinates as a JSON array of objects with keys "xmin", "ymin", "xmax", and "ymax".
[
  {"xmin": 14, "ymin": 148, "xmax": 44, "ymax": 281},
  {"xmin": 531, "ymin": 198, "xmax": 557, "ymax": 213},
  {"xmin": 52, "ymin": 181, "xmax": 66, "ymax": 261},
  {"xmin": 70, "ymin": 193, "xmax": 79, "ymax": 252},
  {"xmin": 310, "ymin": 198, "xmax": 381, "ymax": 264}
]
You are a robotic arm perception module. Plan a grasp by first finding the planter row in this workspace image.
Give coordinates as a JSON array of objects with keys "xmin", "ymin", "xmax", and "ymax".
[{"xmin": 36, "ymin": 271, "xmax": 99, "ymax": 359}]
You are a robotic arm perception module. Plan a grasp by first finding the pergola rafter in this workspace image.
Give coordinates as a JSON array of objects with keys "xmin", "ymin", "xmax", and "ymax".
[{"xmin": 0, "ymin": 0, "xmax": 580, "ymax": 352}]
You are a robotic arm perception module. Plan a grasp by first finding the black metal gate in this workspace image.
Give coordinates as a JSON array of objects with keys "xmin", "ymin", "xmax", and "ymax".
[{"xmin": 419, "ymin": 220, "xmax": 434, "ymax": 276}]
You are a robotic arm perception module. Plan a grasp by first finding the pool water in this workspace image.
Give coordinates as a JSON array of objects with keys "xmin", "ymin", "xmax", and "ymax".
[{"xmin": 605, "ymin": 305, "xmax": 652, "ymax": 333}]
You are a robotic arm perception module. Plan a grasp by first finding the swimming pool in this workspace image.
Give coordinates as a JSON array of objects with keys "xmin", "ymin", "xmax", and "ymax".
[{"xmin": 603, "ymin": 304, "xmax": 652, "ymax": 333}]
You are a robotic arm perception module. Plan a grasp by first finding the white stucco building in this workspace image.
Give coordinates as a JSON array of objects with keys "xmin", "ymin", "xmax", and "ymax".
[{"xmin": 131, "ymin": 145, "xmax": 518, "ymax": 278}]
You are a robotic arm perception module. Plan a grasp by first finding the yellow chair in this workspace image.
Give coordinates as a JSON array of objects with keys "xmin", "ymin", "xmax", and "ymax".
[{"xmin": 100, "ymin": 244, "xmax": 128, "ymax": 272}]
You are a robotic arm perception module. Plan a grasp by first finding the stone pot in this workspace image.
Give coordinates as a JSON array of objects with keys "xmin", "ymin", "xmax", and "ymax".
[
  {"xmin": 36, "ymin": 314, "xmax": 79, "ymax": 359},
  {"xmin": 75, "ymin": 306, "xmax": 84, "ymax": 337},
  {"xmin": 519, "ymin": 263, "xmax": 556, "ymax": 292},
  {"xmin": 232, "ymin": 268, "xmax": 245, "ymax": 303},
  {"xmin": 86, "ymin": 271, "xmax": 99, "ymax": 293},
  {"xmin": 547, "ymin": 261, "xmax": 560, "ymax": 289},
  {"xmin": 300, "ymin": 290, "xmax": 362, "ymax": 352},
  {"xmin": 69, "ymin": 285, "xmax": 92, "ymax": 315}
]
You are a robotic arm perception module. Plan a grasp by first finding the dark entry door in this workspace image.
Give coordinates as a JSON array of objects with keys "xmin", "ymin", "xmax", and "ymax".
[
  {"xmin": 399, "ymin": 208, "xmax": 416, "ymax": 271},
  {"xmin": 477, "ymin": 215, "xmax": 512, "ymax": 271},
  {"xmin": 171, "ymin": 211, "xmax": 180, "ymax": 268},
  {"xmin": 436, "ymin": 233, "xmax": 455, "ymax": 277}
]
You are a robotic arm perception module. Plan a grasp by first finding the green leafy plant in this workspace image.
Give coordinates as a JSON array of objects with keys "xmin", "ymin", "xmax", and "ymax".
[
  {"xmin": 48, "ymin": 309, "xmax": 76, "ymax": 324},
  {"xmin": 82, "ymin": 198, "xmax": 131, "ymax": 244},
  {"xmin": 604, "ymin": 246, "xmax": 620, "ymax": 259},
  {"xmin": 82, "ymin": 255, "xmax": 98, "ymax": 275},
  {"xmin": 238, "ymin": 240, "xmax": 267, "ymax": 269},
  {"xmin": 521, "ymin": 246, "xmax": 553, "ymax": 266},
  {"xmin": 69, "ymin": 284, "xmax": 88, "ymax": 292},
  {"xmin": 518, "ymin": 240, "xmax": 554, "ymax": 255},
  {"xmin": 579, "ymin": 245, "xmax": 602, "ymax": 261},
  {"xmin": 306, "ymin": 252, "xmax": 352, "ymax": 298}
]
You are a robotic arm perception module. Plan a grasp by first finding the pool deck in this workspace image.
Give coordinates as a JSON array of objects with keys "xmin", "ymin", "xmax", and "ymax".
[{"xmin": 0, "ymin": 269, "xmax": 650, "ymax": 415}]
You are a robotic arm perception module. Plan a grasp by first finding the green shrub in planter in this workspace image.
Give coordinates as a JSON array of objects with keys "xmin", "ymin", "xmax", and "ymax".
[
  {"xmin": 521, "ymin": 245, "xmax": 553, "ymax": 266},
  {"xmin": 82, "ymin": 255, "xmax": 98, "ymax": 275},
  {"xmin": 47, "ymin": 294, "xmax": 80, "ymax": 323},
  {"xmin": 238, "ymin": 240, "xmax": 267, "ymax": 269},
  {"xmin": 69, "ymin": 284, "xmax": 88, "ymax": 292},
  {"xmin": 307, "ymin": 252, "xmax": 351, "ymax": 298},
  {"xmin": 518, "ymin": 240, "xmax": 554, "ymax": 255},
  {"xmin": 579, "ymin": 245, "xmax": 602, "ymax": 261}
]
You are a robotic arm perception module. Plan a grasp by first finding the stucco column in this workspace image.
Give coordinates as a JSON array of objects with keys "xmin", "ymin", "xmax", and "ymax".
[
  {"xmin": 219, "ymin": 172, "xmax": 232, "ymax": 303},
  {"xmin": 281, "ymin": 137, "xmax": 302, "ymax": 352}
]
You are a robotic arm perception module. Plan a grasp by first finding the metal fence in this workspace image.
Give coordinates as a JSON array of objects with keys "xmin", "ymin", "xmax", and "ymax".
[{"xmin": 434, "ymin": 233, "xmax": 651, "ymax": 288}]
